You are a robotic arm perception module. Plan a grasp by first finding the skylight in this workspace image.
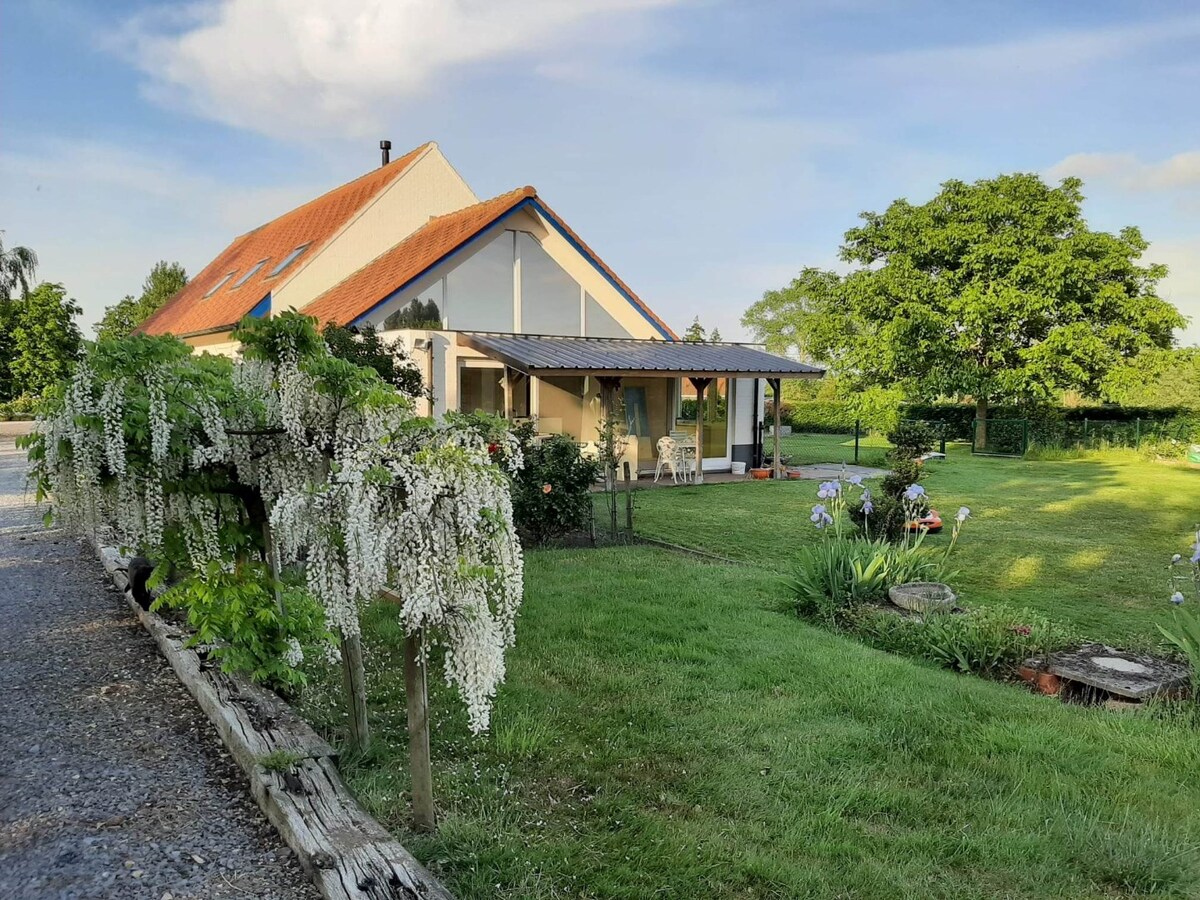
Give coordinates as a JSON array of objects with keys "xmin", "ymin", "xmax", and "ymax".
[
  {"xmin": 232, "ymin": 258, "xmax": 269, "ymax": 288},
  {"xmin": 204, "ymin": 272, "xmax": 236, "ymax": 297},
  {"xmin": 268, "ymin": 243, "xmax": 311, "ymax": 277}
]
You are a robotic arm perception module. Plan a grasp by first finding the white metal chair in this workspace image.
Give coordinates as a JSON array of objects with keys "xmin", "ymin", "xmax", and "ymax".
[{"xmin": 655, "ymin": 436, "xmax": 683, "ymax": 484}]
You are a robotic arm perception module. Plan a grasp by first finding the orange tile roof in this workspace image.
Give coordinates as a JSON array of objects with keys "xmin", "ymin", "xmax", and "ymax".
[
  {"xmin": 138, "ymin": 142, "xmax": 432, "ymax": 337},
  {"xmin": 302, "ymin": 188, "xmax": 680, "ymax": 340}
]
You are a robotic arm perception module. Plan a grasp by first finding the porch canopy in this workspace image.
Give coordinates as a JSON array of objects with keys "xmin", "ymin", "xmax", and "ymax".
[{"xmin": 459, "ymin": 332, "xmax": 823, "ymax": 479}]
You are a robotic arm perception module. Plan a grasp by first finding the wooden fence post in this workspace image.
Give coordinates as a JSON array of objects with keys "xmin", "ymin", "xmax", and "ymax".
[
  {"xmin": 404, "ymin": 630, "xmax": 436, "ymax": 831},
  {"xmin": 340, "ymin": 631, "xmax": 370, "ymax": 754}
]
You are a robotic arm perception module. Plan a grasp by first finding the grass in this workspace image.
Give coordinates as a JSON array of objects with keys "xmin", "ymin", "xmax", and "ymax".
[
  {"xmin": 773, "ymin": 431, "xmax": 892, "ymax": 467},
  {"xmin": 631, "ymin": 446, "xmax": 1200, "ymax": 646},
  {"xmin": 298, "ymin": 547, "xmax": 1200, "ymax": 899}
]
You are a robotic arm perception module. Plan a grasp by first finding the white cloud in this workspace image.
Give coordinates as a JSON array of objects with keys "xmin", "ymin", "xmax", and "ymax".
[
  {"xmin": 1047, "ymin": 151, "xmax": 1200, "ymax": 192},
  {"xmin": 1147, "ymin": 236, "xmax": 1200, "ymax": 346},
  {"xmin": 116, "ymin": 0, "xmax": 681, "ymax": 139}
]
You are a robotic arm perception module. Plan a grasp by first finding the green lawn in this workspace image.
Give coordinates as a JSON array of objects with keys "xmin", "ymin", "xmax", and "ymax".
[
  {"xmin": 773, "ymin": 431, "xmax": 892, "ymax": 467},
  {"xmin": 300, "ymin": 547, "xmax": 1200, "ymax": 899},
  {"xmin": 632, "ymin": 447, "xmax": 1200, "ymax": 646}
]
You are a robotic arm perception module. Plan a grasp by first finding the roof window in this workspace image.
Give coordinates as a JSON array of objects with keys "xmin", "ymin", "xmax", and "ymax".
[
  {"xmin": 203, "ymin": 272, "xmax": 236, "ymax": 298},
  {"xmin": 232, "ymin": 258, "xmax": 269, "ymax": 288},
  {"xmin": 268, "ymin": 243, "xmax": 311, "ymax": 277}
]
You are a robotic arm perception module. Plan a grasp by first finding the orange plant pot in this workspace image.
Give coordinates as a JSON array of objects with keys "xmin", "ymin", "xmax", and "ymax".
[{"xmin": 750, "ymin": 467, "xmax": 771, "ymax": 480}]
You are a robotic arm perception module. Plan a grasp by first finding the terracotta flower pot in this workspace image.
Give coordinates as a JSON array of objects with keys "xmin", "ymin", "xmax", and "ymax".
[{"xmin": 750, "ymin": 467, "xmax": 770, "ymax": 480}]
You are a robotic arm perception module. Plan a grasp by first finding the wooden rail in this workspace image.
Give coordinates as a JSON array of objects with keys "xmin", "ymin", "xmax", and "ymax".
[{"xmin": 94, "ymin": 543, "xmax": 454, "ymax": 900}]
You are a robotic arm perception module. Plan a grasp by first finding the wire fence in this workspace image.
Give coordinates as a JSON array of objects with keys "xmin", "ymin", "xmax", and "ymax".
[{"xmin": 762, "ymin": 422, "xmax": 893, "ymax": 468}]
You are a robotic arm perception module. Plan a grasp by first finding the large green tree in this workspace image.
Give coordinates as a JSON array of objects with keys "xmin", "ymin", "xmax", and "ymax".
[
  {"xmin": 8, "ymin": 283, "xmax": 83, "ymax": 399},
  {"xmin": 95, "ymin": 260, "xmax": 188, "ymax": 340},
  {"xmin": 1102, "ymin": 347, "xmax": 1200, "ymax": 408},
  {"xmin": 743, "ymin": 174, "xmax": 1185, "ymax": 442}
]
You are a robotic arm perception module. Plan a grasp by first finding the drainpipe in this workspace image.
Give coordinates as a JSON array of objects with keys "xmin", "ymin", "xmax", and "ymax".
[{"xmin": 751, "ymin": 378, "xmax": 762, "ymax": 467}]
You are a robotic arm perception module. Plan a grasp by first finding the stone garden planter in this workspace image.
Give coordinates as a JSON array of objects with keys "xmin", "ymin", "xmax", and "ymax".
[{"xmin": 889, "ymin": 582, "xmax": 957, "ymax": 613}]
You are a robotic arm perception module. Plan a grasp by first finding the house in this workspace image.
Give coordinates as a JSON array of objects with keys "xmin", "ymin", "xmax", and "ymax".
[{"xmin": 139, "ymin": 141, "xmax": 821, "ymax": 477}]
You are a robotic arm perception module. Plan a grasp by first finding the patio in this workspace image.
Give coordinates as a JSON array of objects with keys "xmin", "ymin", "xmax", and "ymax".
[{"xmin": 459, "ymin": 332, "xmax": 824, "ymax": 481}]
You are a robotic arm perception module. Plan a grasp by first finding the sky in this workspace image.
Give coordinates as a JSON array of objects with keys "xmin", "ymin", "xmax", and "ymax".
[{"xmin": 2, "ymin": 0, "xmax": 1199, "ymax": 345}]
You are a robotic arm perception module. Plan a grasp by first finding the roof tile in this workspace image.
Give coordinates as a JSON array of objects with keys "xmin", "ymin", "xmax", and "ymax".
[{"xmin": 138, "ymin": 142, "xmax": 431, "ymax": 336}]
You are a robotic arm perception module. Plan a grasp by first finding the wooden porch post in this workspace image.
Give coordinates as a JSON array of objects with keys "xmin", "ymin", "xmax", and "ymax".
[
  {"xmin": 501, "ymin": 367, "xmax": 513, "ymax": 421},
  {"xmin": 769, "ymin": 378, "xmax": 782, "ymax": 478},
  {"xmin": 688, "ymin": 377, "xmax": 712, "ymax": 485}
]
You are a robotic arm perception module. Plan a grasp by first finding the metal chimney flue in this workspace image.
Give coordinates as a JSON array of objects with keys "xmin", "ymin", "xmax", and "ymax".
[{"xmin": 380, "ymin": 139, "xmax": 392, "ymax": 167}]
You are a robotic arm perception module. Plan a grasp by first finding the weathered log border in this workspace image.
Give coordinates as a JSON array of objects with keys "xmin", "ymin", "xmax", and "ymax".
[{"xmin": 92, "ymin": 542, "xmax": 454, "ymax": 900}]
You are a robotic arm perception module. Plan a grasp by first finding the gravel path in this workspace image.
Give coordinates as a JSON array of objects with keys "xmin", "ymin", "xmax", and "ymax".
[{"xmin": 0, "ymin": 442, "xmax": 320, "ymax": 900}]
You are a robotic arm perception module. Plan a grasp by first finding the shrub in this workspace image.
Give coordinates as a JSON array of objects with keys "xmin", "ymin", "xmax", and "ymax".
[
  {"xmin": 512, "ymin": 434, "xmax": 599, "ymax": 545},
  {"xmin": 880, "ymin": 458, "xmax": 923, "ymax": 498},
  {"xmin": 849, "ymin": 491, "xmax": 927, "ymax": 542},
  {"xmin": 0, "ymin": 393, "xmax": 39, "ymax": 420},
  {"xmin": 887, "ymin": 420, "xmax": 936, "ymax": 459},
  {"xmin": 788, "ymin": 536, "xmax": 944, "ymax": 624},
  {"xmin": 849, "ymin": 603, "xmax": 1075, "ymax": 677},
  {"xmin": 152, "ymin": 561, "xmax": 336, "ymax": 694}
]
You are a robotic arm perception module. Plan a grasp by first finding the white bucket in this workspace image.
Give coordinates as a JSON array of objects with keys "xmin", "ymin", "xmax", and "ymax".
[{"xmin": 731, "ymin": 462, "xmax": 747, "ymax": 475}]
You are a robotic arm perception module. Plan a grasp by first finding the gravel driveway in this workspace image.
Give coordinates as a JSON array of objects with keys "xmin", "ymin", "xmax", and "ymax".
[{"xmin": 0, "ymin": 442, "xmax": 319, "ymax": 899}]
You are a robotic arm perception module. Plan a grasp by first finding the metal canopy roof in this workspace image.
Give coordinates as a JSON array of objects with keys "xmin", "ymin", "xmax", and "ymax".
[{"xmin": 459, "ymin": 333, "xmax": 824, "ymax": 379}]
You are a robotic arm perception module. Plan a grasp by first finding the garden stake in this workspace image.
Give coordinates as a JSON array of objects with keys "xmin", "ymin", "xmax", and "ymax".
[
  {"xmin": 340, "ymin": 630, "xmax": 370, "ymax": 753},
  {"xmin": 405, "ymin": 630, "xmax": 436, "ymax": 831}
]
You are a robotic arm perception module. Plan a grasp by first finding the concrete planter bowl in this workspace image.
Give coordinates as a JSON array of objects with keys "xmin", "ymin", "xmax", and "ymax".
[{"xmin": 889, "ymin": 581, "xmax": 957, "ymax": 613}]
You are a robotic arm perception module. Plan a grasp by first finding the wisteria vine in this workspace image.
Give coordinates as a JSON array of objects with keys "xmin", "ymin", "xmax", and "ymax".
[{"xmin": 25, "ymin": 312, "xmax": 524, "ymax": 732}]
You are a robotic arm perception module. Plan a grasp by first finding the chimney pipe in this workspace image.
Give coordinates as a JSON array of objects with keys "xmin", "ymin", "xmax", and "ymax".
[{"xmin": 379, "ymin": 139, "xmax": 392, "ymax": 167}]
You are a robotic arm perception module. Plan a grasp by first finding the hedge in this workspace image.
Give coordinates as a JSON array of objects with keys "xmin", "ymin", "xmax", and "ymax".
[
  {"xmin": 774, "ymin": 399, "xmax": 1200, "ymax": 443},
  {"xmin": 772, "ymin": 401, "xmax": 859, "ymax": 434}
]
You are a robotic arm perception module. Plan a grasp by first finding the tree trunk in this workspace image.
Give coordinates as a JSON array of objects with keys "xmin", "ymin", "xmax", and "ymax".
[
  {"xmin": 340, "ymin": 631, "xmax": 370, "ymax": 753},
  {"xmin": 975, "ymin": 397, "xmax": 988, "ymax": 450}
]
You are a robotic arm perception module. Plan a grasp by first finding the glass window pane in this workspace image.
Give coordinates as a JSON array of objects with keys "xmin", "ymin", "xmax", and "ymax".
[
  {"xmin": 584, "ymin": 293, "xmax": 630, "ymax": 338},
  {"xmin": 204, "ymin": 272, "xmax": 236, "ymax": 298},
  {"xmin": 519, "ymin": 233, "xmax": 580, "ymax": 335},
  {"xmin": 383, "ymin": 280, "xmax": 443, "ymax": 330},
  {"xmin": 233, "ymin": 259, "xmax": 268, "ymax": 288},
  {"xmin": 269, "ymin": 243, "xmax": 310, "ymax": 277},
  {"xmin": 459, "ymin": 366, "xmax": 505, "ymax": 415},
  {"xmin": 446, "ymin": 232, "xmax": 514, "ymax": 332}
]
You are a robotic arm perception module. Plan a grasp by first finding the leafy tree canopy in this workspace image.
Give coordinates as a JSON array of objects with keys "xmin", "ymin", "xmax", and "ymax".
[
  {"xmin": 1103, "ymin": 347, "xmax": 1200, "ymax": 408},
  {"xmin": 94, "ymin": 260, "xmax": 188, "ymax": 340},
  {"xmin": 0, "ymin": 234, "xmax": 39, "ymax": 300},
  {"xmin": 5, "ymin": 282, "xmax": 83, "ymax": 400},
  {"xmin": 321, "ymin": 322, "xmax": 426, "ymax": 400},
  {"xmin": 743, "ymin": 174, "xmax": 1185, "ymax": 424}
]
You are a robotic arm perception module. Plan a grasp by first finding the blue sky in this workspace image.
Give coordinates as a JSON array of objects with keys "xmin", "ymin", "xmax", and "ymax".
[{"xmin": 3, "ymin": 0, "xmax": 1199, "ymax": 343}]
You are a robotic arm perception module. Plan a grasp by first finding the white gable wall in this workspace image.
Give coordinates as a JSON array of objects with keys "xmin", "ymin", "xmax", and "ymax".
[
  {"xmin": 355, "ymin": 206, "xmax": 668, "ymax": 341},
  {"xmin": 271, "ymin": 144, "xmax": 479, "ymax": 315}
]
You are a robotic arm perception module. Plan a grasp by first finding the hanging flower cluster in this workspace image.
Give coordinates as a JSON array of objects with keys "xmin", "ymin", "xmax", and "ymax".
[{"xmin": 26, "ymin": 312, "xmax": 524, "ymax": 732}]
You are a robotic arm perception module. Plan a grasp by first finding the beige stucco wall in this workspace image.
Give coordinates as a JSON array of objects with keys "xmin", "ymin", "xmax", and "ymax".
[
  {"xmin": 184, "ymin": 331, "xmax": 240, "ymax": 358},
  {"xmin": 272, "ymin": 145, "xmax": 478, "ymax": 315}
]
